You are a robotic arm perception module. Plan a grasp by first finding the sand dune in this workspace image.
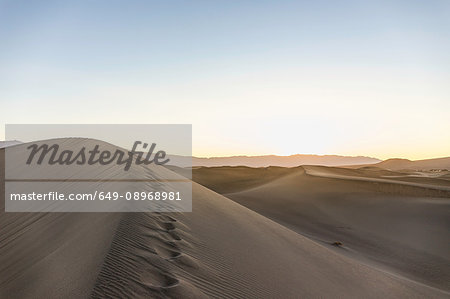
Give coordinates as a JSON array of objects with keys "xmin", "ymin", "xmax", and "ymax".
[
  {"xmin": 191, "ymin": 165, "xmax": 450, "ymax": 294},
  {"xmin": 1, "ymin": 141, "xmax": 449, "ymax": 298},
  {"xmin": 367, "ymin": 157, "xmax": 450, "ymax": 171},
  {"xmin": 0, "ymin": 140, "xmax": 22, "ymax": 149}
]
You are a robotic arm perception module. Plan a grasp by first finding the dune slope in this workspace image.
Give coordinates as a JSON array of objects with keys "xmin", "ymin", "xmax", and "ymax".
[
  {"xmin": 90, "ymin": 183, "xmax": 449, "ymax": 298},
  {"xmin": 192, "ymin": 165, "xmax": 450, "ymax": 293},
  {"xmin": 1, "ymin": 144, "xmax": 449, "ymax": 298},
  {"xmin": 370, "ymin": 157, "xmax": 450, "ymax": 171}
]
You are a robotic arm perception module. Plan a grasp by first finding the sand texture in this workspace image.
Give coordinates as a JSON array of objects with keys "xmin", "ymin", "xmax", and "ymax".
[{"xmin": 1, "ymin": 140, "xmax": 449, "ymax": 298}]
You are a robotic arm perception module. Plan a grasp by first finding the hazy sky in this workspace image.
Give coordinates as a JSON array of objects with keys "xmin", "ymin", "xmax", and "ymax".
[{"xmin": 1, "ymin": 0, "xmax": 449, "ymax": 159}]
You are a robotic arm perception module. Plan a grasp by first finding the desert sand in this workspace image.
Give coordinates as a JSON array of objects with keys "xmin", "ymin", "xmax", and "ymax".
[
  {"xmin": 192, "ymin": 165, "xmax": 450, "ymax": 295},
  {"xmin": 373, "ymin": 157, "xmax": 450, "ymax": 171},
  {"xmin": 1, "ymin": 140, "xmax": 449, "ymax": 298},
  {"xmin": 346, "ymin": 157, "xmax": 450, "ymax": 172}
]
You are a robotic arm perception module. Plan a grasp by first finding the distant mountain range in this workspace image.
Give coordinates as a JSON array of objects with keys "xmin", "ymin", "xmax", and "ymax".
[
  {"xmin": 172, "ymin": 155, "xmax": 450, "ymax": 170},
  {"xmin": 169, "ymin": 154, "xmax": 381, "ymax": 168},
  {"xmin": 2, "ymin": 140, "xmax": 447, "ymax": 170}
]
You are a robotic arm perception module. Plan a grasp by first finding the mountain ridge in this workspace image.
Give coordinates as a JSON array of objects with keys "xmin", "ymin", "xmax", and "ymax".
[{"xmin": 170, "ymin": 154, "xmax": 382, "ymax": 168}]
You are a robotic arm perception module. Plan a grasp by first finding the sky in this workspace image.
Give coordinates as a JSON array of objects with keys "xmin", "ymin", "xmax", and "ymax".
[{"xmin": 0, "ymin": 0, "xmax": 449, "ymax": 160}]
